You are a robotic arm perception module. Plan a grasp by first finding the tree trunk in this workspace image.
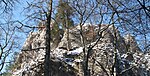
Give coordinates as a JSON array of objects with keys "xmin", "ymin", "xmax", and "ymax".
[
  {"xmin": 44, "ymin": 0, "xmax": 52, "ymax": 76},
  {"xmin": 66, "ymin": 15, "xmax": 70, "ymax": 51}
]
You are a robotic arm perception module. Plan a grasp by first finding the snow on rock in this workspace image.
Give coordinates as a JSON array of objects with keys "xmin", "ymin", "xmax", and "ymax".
[
  {"xmin": 121, "ymin": 54, "xmax": 128, "ymax": 58},
  {"xmin": 13, "ymin": 69, "xmax": 23, "ymax": 75},
  {"xmin": 74, "ymin": 59, "xmax": 83, "ymax": 63},
  {"xmin": 53, "ymin": 47, "xmax": 67, "ymax": 59},
  {"xmin": 144, "ymin": 53, "xmax": 150, "ymax": 70},
  {"xmin": 67, "ymin": 47, "xmax": 83, "ymax": 55},
  {"xmin": 13, "ymin": 24, "xmax": 150, "ymax": 76}
]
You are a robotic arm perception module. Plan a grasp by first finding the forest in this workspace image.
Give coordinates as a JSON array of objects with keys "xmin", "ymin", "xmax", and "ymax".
[{"xmin": 0, "ymin": 0, "xmax": 150, "ymax": 76}]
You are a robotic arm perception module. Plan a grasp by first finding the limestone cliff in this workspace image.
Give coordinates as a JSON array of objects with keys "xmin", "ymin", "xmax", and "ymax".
[{"xmin": 12, "ymin": 24, "xmax": 150, "ymax": 76}]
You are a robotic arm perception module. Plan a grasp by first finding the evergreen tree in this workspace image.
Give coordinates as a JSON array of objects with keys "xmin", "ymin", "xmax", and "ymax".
[
  {"xmin": 52, "ymin": 0, "xmax": 74, "ymax": 50},
  {"xmin": 56, "ymin": 0, "xmax": 74, "ymax": 29}
]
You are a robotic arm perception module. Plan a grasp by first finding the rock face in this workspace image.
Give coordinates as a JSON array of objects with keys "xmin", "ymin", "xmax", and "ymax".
[{"xmin": 12, "ymin": 24, "xmax": 150, "ymax": 76}]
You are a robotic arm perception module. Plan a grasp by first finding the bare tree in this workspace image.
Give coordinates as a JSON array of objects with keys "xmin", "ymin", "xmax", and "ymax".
[
  {"xmin": 0, "ymin": 17, "xmax": 20, "ymax": 74},
  {"xmin": 68, "ymin": 0, "xmax": 150, "ymax": 76},
  {"xmin": 5, "ymin": 0, "xmax": 149, "ymax": 76},
  {"xmin": 44, "ymin": 0, "xmax": 53, "ymax": 76},
  {"xmin": 16, "ymin": 0, "xmax": 53, "ymax": 76},
  {"xmin": 0, "ymin": 0, "xmax": 18, "ymax": 13},
  {"xmin": 0, "ymin": 0, "xmax": 20, "ymax": 74}
]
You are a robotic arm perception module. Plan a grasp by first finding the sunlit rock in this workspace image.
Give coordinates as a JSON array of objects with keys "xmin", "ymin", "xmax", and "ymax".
[{"xmin": 12, "ymin": 24, "xmax": 149, "ymax": 76}]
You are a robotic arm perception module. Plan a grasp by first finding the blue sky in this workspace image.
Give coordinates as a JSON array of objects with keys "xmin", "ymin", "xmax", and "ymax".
[{"xmin": 0, "ymin": 0, "xmax": 32, "ymax": 73}]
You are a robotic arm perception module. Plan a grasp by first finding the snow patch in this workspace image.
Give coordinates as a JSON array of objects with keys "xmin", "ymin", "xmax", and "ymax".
[{"xmin": 67, "ymin": 47, "xmax": 83, "ymax": 55}]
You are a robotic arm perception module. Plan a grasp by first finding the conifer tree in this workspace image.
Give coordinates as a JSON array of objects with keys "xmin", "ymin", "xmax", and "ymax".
[{"xmin": 52, "ymin": 0, "xmax": 74, "ymax": 50}]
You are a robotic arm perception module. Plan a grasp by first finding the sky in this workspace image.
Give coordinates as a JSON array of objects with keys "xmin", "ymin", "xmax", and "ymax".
[{"xmin": 0, "ymin": 0, "xmax": 32, "ymax": 73}]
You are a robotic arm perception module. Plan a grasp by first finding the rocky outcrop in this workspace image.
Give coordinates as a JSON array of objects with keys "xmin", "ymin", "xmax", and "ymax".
[{"xmin": 12, "ymin": 24, "xmax": 150, "ymax": 76}]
